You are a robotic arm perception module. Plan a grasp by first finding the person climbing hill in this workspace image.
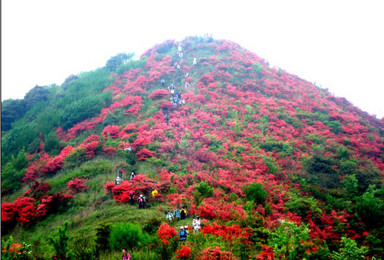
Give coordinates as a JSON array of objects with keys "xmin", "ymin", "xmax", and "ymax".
[
  {"xmin": 179, "ymin": 226, "xmax": 187, "ymax": 241},
  {"xmin": 121, "ymin": 248, "xmax": 131, "ymax": 260}
]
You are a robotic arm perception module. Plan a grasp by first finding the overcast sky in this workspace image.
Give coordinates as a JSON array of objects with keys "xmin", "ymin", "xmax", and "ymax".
[{"xmin": 2, "ymin": 0, "xmax": 384, "ymax": 118}]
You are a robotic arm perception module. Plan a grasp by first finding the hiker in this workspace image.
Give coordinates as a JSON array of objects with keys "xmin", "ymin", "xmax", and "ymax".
[
  {"xmin": 122, "ymin": 248, "xmax": 131, "ymax": 260},
  {"xmin": 183, "ymin": 206, "xmax": 189, "ymax": 218},
  {"xmin": 164, "ymin": 113, "xmax": 170, "ymax": 125},
  {"xmin": 193, "ymin": 216, "xmax": 201, "ymax": 233},
  {"xmin": 129, "ymin": 192, "xmax": 135, "ymax": 205},
  {"xmin": 178, "ymin": 45, "xmax": 182, "ymax": 52},
  {"xmin": 130, "ymin": 172, "xmax": 135, "ymax": 180},
  {"xmin": 180, "ymin": 207, "xmax": 186, "ymax": 220},
  {"xmin": 185, "ymin": 82, "xmax": 190, "ymax": 88},
  {"xmin": 125, "ymin": 146, "xmax": 133, "ymax": 153},
  {"xmin": 161, "ymin": 79, "xmax": 165, "ymax": 87},
  {"xmin": 115, "ymin": 176, "xmax": 122, "ymax": 185},
  {"xmin": 193, "ymin": 57, "xmax": 197, "ymax": 65},
  {"xmin": 118, "ymin": 169, "xmax": 124, "ymax": 178},
  {"xmin": 174, "ymin": 207, "xmax": 181, "ymax": 221},
  {"xmin": 166, "ymin": 211, "xmax": 174, "ymax": 222},
  {"xmin": 152, "ymin": 189, "xmax": 158, "ymax": 197},
  {"xmin": 138, "ymin": 194, "xmax": 146, "ymax": 209},
  {"xmin": 179, "ymin": 226, "xmax": 187, "ymax": 241}
]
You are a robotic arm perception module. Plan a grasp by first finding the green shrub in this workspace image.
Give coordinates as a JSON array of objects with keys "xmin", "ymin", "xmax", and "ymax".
[
  {"xmin": 331, "ymin": 237, "xmax": 367, "ymax": 260},
  {"xmin": 268, "ymin": 220, "xmax": 312, "ymax": 260},
  {"xmin": 64, "ymin": 148, "xmax": 88, "ymax": 168},
  {"xmin": 286, "ymin": 192, "xmax": 322, "ymax": 218},
  {"xmin": 143, "ymin": 216, "xmax": 162, "ymax": 235},
  {"xmin": 196, "ymin": 181, "xmax": 214, "ymax": 198},
  {"xmin": 356, "ymin": 185, "xmax": 384, "ymax": 229},
  {"xmin": 70, "ymin": 236, "xmax": 96, "ymax": 260},
  {"xmin": 243, "ymin": 182, "xmax": 268, "ymax": 205},
  {"xmin": 95, "ymin": 222, "xmax": 111, "ymax": 255},
  {"xmin": 109, "ymin": 222, "xmax": 145, "ymax": 251},
  {"xmin": 304, "ymin": 155, "xmax": 340, "ymax": 189},
  {"xmin": 1, "ymin": 163, "xmax": 24, "ymax": 193},
  {"xmin": 49, "ymin": 221, "xmax": 74, "ymax": 259}
]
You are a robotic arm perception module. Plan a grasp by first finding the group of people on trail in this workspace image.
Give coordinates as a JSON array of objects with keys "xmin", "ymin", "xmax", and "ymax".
[
  {"xmin": 127, "ymin": 192, "xmax": 146, "ymax": 209},
  {"xmin": 115, "ymin": 170, "xmax": 135, "ymax": 185},
  {"xmin": 178, "ymin": 216, "xmax": 201, "ymax": 241}
]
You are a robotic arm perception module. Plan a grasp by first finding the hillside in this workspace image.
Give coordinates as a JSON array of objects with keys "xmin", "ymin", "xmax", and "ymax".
[{"xmin": 2, "ymin": 36, "xmax": 384, "ymax": 259}]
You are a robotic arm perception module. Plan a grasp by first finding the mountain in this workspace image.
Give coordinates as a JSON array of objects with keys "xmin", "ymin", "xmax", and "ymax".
[{"xmin": 1, "ymin": 36, "xmax": 384, "ymax": 259}]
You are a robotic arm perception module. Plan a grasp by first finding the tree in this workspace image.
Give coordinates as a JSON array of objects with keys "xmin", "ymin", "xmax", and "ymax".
[
  {"xmin": 49, "ymin": 221, "xmax": 74, "ymax": 259},
  {"xmin": 105, "ymin": 53, "xmax": 134, "ymax": 71},
  {"xmin": 1, "ymin": 99, "xmax": 26, "ymax": 132},
  {"xmin": 24, "ymin": 85, "xmax": 50, "ymax": 110}
]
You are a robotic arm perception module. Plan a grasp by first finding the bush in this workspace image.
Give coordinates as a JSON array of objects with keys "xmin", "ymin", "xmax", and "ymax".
[
  {"xmin": 304, "ymin": 155, "xmax": 340, "ymax": 189},
  {"xmin": 70, "ymin": 236, "xmax": 96, "ymax": 260},
  {"xmin": 95, "ymin": 222, "xmax": 111, "ymax": 255},
  {"xmin": 243, "ymin": 182, "xmax": 268, "ymax": 205},
  {"xmin": 268, "ymin": 220, "xmax": 312, "ymax": 260},
  {"xmin": 331, "ymin": 237, "xmax": 367, "ymax": 260},
  {"xmin": 196, "ymin": 182, "xmax": 214, "ymax": 198},
  {"xmin": 49, "ymin": 221, "xmax": 74, "ymax": 259},
  {"xmin": 356, "ymin": 185, "xmax": 384, "ymax": 229},
  {"xmin": 109, "ymin": 222, "xmax": 145, "ymax": 251},
  {"xmin": 143, "ymin": 216, "xmax": 162, "ymax": 235}
]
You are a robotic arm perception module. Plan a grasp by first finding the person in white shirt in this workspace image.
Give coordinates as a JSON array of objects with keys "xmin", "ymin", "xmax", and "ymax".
[{"xmin": 192, "ymin": 216, "xmax": 201, "ymax": 233}]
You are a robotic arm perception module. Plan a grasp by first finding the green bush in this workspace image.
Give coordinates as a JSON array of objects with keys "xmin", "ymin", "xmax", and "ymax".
[
  {"xmin": 64, "ymin": 148, "xmax": 89, "ymax": 168},
  {"xmin": 196, "ymin": 181, "xmax": 214, "ymax": 198},
  {"xmin": 356, "ymin": 185, "xmax": 384, "ymax": 229},
  {"xmin": 109, "ymin": 222, "xmax": 146, "ymax": 251},
  {"xmin": 49, "ymin": 221, "xmax": 74, "ymax": 259},
  {"xmin": 70, "ymin": 236, "xmax": 96, "ymax": 260},
  {"xmin": 1, "ymin": 163, "xmax": 24, "ymax": 193},
  {"xmin": 95, "ymin": 222, "xmax": 111, "ymax": 255},
  {"xmin": 60, "ymin": 96, "xmax": 105, "ymax": 130},
  {"xmin": 243, "ymin": 182, "xmax": 268, "ymax": 205},
  {"xmin": 143, "ymin": 216, "xmax": 162, "ymax": 235},
  {"xmin": 304, "ymin": 155, "xmax": 340, "ymax": 189},
  {"xmin": 268, "ymin": 220, "xmax": 312, "ymax": 260},
  {"xmin": 286, "ymin": 192, "xmax": 322, "ymax": 218},
  {"xmin": 331, "ymin": 237, "xmax": 367, "ymax": 260}
]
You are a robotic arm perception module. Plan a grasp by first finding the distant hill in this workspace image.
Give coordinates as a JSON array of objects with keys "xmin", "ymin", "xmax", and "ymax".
[{"xmin": 2, "ymin": 36, "xmax": 384, "ymax": 259}]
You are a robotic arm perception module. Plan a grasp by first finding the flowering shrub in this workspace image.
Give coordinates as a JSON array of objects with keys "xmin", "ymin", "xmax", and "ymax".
[
  {"xmin": 175, "ymin": 244, "xmax": 192, "ymax": 259},
  {"xmin": 158, "ymin": 223, "xmax": 177, "ymax": 246},
  {"xmin": 149, "ymin": 89, "xmax": 170, "ymax": 100},
  {"xmin": 196, "ymin": 247, "xmax": 238, "ymax": 260},
  {"xmin": 67, "ymin": 178, "xmax": 88, "ymax": 193},
  {"xmin": 1, "ymin": 236, "xmax": 32, "ymax": 260},
  {"xmin": 136, "ymin": 148, "xmax": 154, "ymax": 161},
  {"xmin": 102, "ymin": 125, "xmax": 121, "ymax": 139}
]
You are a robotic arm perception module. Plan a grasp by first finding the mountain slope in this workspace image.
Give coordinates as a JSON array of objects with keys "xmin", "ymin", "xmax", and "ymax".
[{"xmin": 2, "ymin": 36, "xmax": 384, "ymax": 259}]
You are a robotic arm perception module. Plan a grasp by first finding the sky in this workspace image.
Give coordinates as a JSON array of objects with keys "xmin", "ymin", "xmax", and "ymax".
[{"xmin": 2, "ymin": 0, "xmax": 384, "ymax": 118}]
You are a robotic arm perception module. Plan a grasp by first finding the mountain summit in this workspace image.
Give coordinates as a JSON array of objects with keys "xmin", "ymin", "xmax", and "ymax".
[{"xmin": 2, "ymin": 36, "xmax": 384, "ymax": 259}]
